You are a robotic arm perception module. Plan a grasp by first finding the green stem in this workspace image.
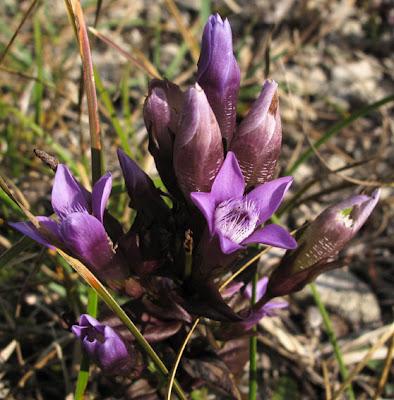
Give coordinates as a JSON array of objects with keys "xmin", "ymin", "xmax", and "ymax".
[
  {"xmin": 94, "ymin": 66, "xmax": 131, "ymax": 156},
  {"xmin": 75, "ymin": 289, "xmax": 98, "ymax": 400},
  {"xmin": 74, "ymin": 356, "xmax": 90, "ymax": 400},
  {"xmin": 249, "ymin": 271, "xmax": 258, "ymax": 400},
  {"xmin": 309, "ymin": 283, "xmax": 355, "ymax": 400}
]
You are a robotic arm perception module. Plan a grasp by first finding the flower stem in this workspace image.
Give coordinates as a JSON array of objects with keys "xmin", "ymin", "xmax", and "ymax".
[
  {"xmin": 309, "ymin": 283, "xmax": 355, "ymax": 400},
  {"xmin": 249, "ymin": 271, "xmax": 258, "ymax": 400}
]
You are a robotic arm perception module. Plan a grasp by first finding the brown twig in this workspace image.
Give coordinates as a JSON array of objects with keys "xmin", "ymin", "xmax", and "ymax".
[
  {"xmin": 332, "ymin": 324, "xmax": 394, "ymax": 400},
  {"xmin": 163, "ymin": 0, "xmax": 200, "ymax": 63},
  {"xmin": 0, "ymin": 0, "xmax": 39, "ymax": 64},
  {"xmin": 88, "ymin": 27, "xmax": 161, "ymax": 79},
  {"xmin": 372, "ymin": 333, "xmax": 394, "ymax": 400}
]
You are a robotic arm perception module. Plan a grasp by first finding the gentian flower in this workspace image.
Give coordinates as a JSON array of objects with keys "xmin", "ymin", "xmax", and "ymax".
[
  {"xmin": 197, "ymin": 14, "xmax": 241, "ymax": 144},
  {"xmin": 9, "ymin": 165, "xmax": 126, "ymax": 281},
  {"xmin": 173, "ymin": 84, "xmax": 224, "ymax": 199},
  {"xmin": 241, "ymin": 277, "xmax": 287, "ymax": 330},
  {"xmin": 117, "ymin": 148, "xmax": 170, "ymax": 223},
  {"xmin": 72, "ymin": 314, "xmax": 133, "ymax": 375},
  {"xmin": 230, "ymin": 80, "xmax": 282, "ymax": 188},
  {"xmin": 144, "ymin": 79, "xmax": 184, "ymax": 196},
  {"xmin": 265, "ymin": 189, "xmax": 381, "ymax": 299},
  {"xmin": 191, "ymin": 152, "xmax": 297, "ymax": 254},
  {"xmin": 214, "ymin": 277, "xmax": 287, "ymax": 338}
]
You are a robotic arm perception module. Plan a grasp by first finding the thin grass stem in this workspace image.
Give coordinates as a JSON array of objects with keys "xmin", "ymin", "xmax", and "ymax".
[
  {"xmin": 309, "ymin": 283, "xmax": 355, "ymax": 400},
  {"xmin": 249, "ymin": 271, "xmax": 258, "ymax": 400},
  {"xmin": 286, "ymin": 94, "xmax": 394, "ymax": 175}
]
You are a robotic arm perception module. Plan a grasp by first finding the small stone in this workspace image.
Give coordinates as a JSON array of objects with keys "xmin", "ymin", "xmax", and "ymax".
[{"xmin": 294, "ymin": 269, "xmax": 381, "ymax": 328}]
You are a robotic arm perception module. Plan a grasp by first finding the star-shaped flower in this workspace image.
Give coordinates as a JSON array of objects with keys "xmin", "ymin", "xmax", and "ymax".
[
  {"xmin": 190, "ymin": 151, "xmax": 297, "ymax": 254},
  {"xmin": 10, "ymin": 165, "xmax": 125, "ymax": 280},
  {"xmin": 242, "ymin": 277, "xmax": 288, "ymax": 330}
]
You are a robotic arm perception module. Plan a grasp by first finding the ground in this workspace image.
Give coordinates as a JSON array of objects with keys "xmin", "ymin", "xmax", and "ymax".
[{"xmin": 0, "ymin": 0, "xmax": 393, "ymax": 399}]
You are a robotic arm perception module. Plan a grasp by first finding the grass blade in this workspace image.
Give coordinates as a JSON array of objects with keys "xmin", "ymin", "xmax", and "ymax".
[
  {"xmin": 64, "ymin": 2, "xmax": 103, "ymax": 395},
  {"xmin": 88, "ymin": 27, "xmax": 162, "ymax": 79},
  {"xmin": 0, "ymin": 0, "xmax": 39, "ymax": 64},
  {"xmin": 69, "ymin": 0, "xmax": 103, "ymax": 184},
  {"xmin": 309, "ymin": 283, "xmax": 355, "ymax": 400},
  {"xmin": 166, "ymin": 318, "xmax": 200, "ymax": 400},
  {"xmin": 0, "ymin": 236, "xmax": 33, "ymax": 269},
  {"xmin": 286, "ymin": 94, "xmax": 394, "ymax": 175},
  {"xmin": 58, "ymin": 250, "xmax": 187, "ymax": 400},
  {"xmin": 93, "ymin": 66, "xmax": 131, "ymax": 156},
  {"xmin": 248, "ymin": 271, "xmax": 258, "ymax": 400},
  {"xmin": 164, "ymin": 0, "xmax": 200, "ymax": 63}
]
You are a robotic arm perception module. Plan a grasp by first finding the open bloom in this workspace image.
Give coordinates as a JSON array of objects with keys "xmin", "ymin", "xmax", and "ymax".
[
  {"xmin": 265, "ymin": 189, "xmax": 381, "ymax": 299},
  {"xmin": 242, "ymin": 277, "xmax": 287, "ymax": 330},
  {"xmin": 197, "ymin": 14, "xmax": 240, "ymax": 144},
  {"xmin": 72, "ymin": 314, "xmax": 133, "ymax": 375},
  {"xmin": 190, "ymin": 152, "xmax": 297, "ymax": 254},
  {"xmin": 9, "ymin": 165, "xmax": 126, "ymax": 280}
]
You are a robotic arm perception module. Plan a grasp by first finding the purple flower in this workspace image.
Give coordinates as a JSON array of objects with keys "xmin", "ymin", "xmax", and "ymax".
[
  {"xmin": 242, "ymin": 277, "xmax": 287, "ymax": 330},
  {"xmin": 190, "ymin": 152, "xmax": 297, "ymax": 254},
  {"xmin": 230, "ymin": 80, "xmax": 282, "ymax": 188},
  {"xmin": 197, "ymin": 14, "xmax": 241, "ymax": 144},
  {"xmin": 9, "ymin": 165, "xmax": 126, "ymax": 280},
  {"xmin": 265, "ymin": 189, "xmax": 381, "ymax": 299},
  {"xmin": 117, "ymin": 148, "xmax": 169, "ymax": 222},
  {"xmin": 173, "ymin": 84, "xmax": 224, "ymax": 199},
  {"xmin": 144, "ymin": 79, "xmax": 184, "ymax": 196},
  {"xmin": 72, "ymin": 314, "xmax": 133, "ymax": 375}
]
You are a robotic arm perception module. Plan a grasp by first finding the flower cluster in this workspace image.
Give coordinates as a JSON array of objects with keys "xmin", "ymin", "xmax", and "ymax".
[{"xmin": 10, "ymin": 13, "xmax": 380, "ymax": 387}]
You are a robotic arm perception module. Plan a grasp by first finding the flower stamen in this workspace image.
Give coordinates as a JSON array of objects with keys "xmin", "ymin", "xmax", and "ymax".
[{"xmin": 214, "ymin": 198, "xmax": 259, "ymax": 243}]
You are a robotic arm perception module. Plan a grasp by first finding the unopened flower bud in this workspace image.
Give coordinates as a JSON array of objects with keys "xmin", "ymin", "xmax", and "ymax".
[
  {"xmin": 197, "ymin": 14, "xmax": 241, "ymax": 144},
  {"xmin": 72, "ymin": 314, "xmax": 133, "ymax": 375},
  {"xmin": 117, "ymin": 149, "xmax": 169, "ymax": 222},
  {"xmin": 144, "ymin": 79, "xmax": 184, "ymax": 195},
  {"xmin": 173, "ymin": 84, "xmax": 224, "ymax": 199},
  {"xmin": 230, "ymin": 80, "xmax": 281, "ymax": 188},
  {"xmin": 265, "ymin": 189, "xmax": 381, "ymax": 299}
]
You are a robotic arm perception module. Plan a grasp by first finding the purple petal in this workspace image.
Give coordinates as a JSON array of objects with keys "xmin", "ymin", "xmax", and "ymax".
[
  {"xmin": 79, "ymin": 314, "xmax": 102, "ymax": 328},
  {"xmin": 243, "ymin": 224, "xmax": 297, "ymax": 249},
  {"xmin": 98, "ymin": 334, "xmax": 129, "ymax": 371},
  {"xmin": 197, "ymin": 14, "xmax": 241, "ymax": 143},
  {"xmin": 245, "ymin": 277, "xmax": 268, "ymax": 301},
  {"xmin": 230, "ymin": 80, "xmax": 282, "ymax": 187},
  {"xmin": 241, "ymin": 308, "xmax": 267, "ymax": 330},
  {"xmin": 173, "ymin": 84, "xmax": 224, "ymax": 197},
  {"xmin": 246, "ymin": 176, "xmax": 293, "ymax": 223},
  {"xmin": 218, "ymin": 233, "xmax": 243, "ymax": 254},
  {"xmin": 59, "ymin": 212, "xmax": 114, "ymax": 273},
  {"xmin": 210, "ymin": 152, "xmax": 245, "ymax": 203},
  {"xmin": 334, "ymin": 189, "xmax": 381, "ymax": 233},
  {"xmin": 242, "ymin": 300, "xmax": 288, "ymax": 330},
  {"xmin": 263, "ymin": 300, "xmax": 288, "ymax": 313},
  {"xmin": 9, "ymin": 217, "xmax": 61, "ymax": 249},
  {"xmin": 51, "ymin": 164, "xmax": 89, "ymax": 219},
  {"xmin": 222, "ymin": 281, "xmax": 244, "ymax": 299},
  {"xmin": 190, "ymin": 191, "xmax": 216, "ymax": 234},
  {"xmin": 92, "ymin": 172, "xmax": 112, "ymax": 223},
  {"xmin": 82, "ymin": 336, "xmax": 101, "ymax": 357},
  {"xmin": 71, "ymin": 325, "xmax": 88, "ymax": 339},
  {"xmin": 117, "ymin": 148, "xmax": 169, "ymax": 220}
]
